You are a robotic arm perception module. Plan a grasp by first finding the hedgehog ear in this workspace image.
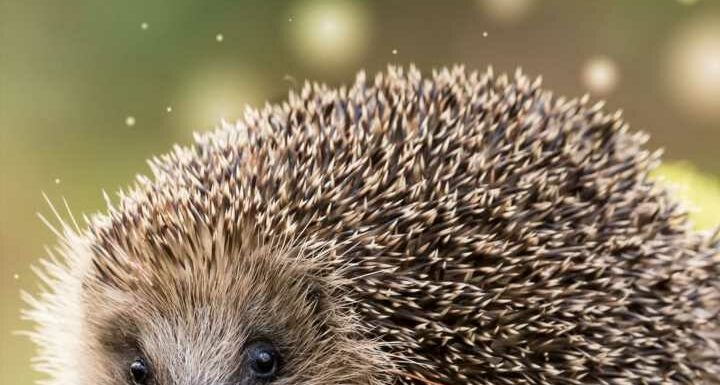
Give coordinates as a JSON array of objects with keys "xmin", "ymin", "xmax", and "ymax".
[
  {"xmin": 304, "ymin": 284, "xmax": 324, "ymax": 314},
  {"xmin": 302, "ymin": 284, "xmax": 335, "ymax": 335},
  {"xmin": 303, "ymin": 278, "xmax": 340, "ymax": 317}
]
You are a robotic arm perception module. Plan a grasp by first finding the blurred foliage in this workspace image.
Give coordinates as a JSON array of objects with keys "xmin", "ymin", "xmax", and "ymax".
[{"xmin": 653, "ymin": 162, "xmax": 720, "ymax": 231}]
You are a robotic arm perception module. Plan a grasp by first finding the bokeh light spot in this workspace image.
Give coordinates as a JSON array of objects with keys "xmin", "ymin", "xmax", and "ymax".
[
  {"xmin": 665, "ymin": 17, "xmax": 720, "ymax": 121},
  {"xmin": 289, "ymin": 0, "xmax": 369, "ymax": 69},
  {"xmin": 175, "ymin": 65, "xmax": 265, "ymax": 136},
  {"xmin": 581, "ymin": 56, "xmax": 619, "ymax": 95},
  {"xmin": 478, "ymin": 0, "xmax": 534, "ymax": 23},
  {"xmin": 125, "ymin": 116, "xmax": 136, "ymax": 127}
]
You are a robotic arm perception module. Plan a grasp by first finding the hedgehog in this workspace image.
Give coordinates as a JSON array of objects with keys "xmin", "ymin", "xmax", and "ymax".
[{"xmin": 23, "ymin": 65, "xmax": 720, "ymax": 385}]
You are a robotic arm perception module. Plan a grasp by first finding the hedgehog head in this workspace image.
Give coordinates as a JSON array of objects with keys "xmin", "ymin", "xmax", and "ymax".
[{"xmin": 28, "ymin": 217, "xmax": 387, "ymax": 385}]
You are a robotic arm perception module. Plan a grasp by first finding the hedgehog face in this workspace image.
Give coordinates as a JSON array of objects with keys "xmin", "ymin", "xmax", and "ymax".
[{"xmin": 76, "ymin": 239, "xmax": 384, "ymax": 385}]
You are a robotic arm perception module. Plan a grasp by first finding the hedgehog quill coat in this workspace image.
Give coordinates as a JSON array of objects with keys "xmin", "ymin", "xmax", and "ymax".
[{"xmin": 25, "ymin": 66, "xmax": 720, "ymax": 385}]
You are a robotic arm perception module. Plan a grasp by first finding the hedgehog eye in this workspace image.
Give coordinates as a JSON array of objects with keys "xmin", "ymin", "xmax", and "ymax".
[
  {"xmin": 130, "ymin": 358, "xmax": 149, "ymax": 384},
  {"xmin": 246, "ymin": 341, "xmax": 280, "ymax": 380}
]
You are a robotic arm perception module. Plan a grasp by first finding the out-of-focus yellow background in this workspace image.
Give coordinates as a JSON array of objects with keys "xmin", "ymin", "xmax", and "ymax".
[{"xmin": 1, "ymin": 0, "xmax": 719, "ymax": 383}]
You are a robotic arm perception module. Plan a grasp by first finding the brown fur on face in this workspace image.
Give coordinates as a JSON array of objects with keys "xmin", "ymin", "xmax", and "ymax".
[
  {"xmin": 24, "ymin": 65, "xmax": 719, "ymax": 385},
  {"xmin": 78, "ymin": 226, "xmax": 388, "ymax": 385}
]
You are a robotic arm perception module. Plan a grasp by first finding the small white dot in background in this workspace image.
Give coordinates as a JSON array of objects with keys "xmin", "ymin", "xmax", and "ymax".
[
  {"xmin": 54, "ymin": 178, "xmax": 61, "ymax": 184},
  {"xmin": 13, "ymin": 274, "xmax": 19, "ymax": 280},
  {"xmin": 141, "ymin": 22, "xmax": 149, "ymax": 30},
  {"xmin": 283, "ymin": 74, "xmax": 298, "ymax": 87},
  {"xmin": 125, "ymin": 116, "xmax": 136, "ymax": 126},
  {"xmin": 166, "ymin": 106, "xmax": 173, "ymax": 113},
  {"xmin": 288, "ymin": 17, "xmax": 293, "ymax": 22},
  {"xmin": 392, "ymin": 49, "xmax": 398, "ymax": 55},
  {"xmin": 216, "ymin": 34, "xmax": 224, "ymax": 42},
  {"xmin": 482, "ymin": 31, "xmax": 489, "ymax": 37}
]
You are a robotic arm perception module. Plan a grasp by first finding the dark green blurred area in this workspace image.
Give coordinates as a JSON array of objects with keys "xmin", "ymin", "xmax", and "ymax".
[{"xmin": 1, "ymin": 1, "xmax": 719, "ymax": 383}]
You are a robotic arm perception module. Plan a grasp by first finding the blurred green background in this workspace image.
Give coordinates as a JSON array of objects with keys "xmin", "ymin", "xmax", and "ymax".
[{"xmin": 1, "ymin": 0, "xmax": 719, "ymax": 383}]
